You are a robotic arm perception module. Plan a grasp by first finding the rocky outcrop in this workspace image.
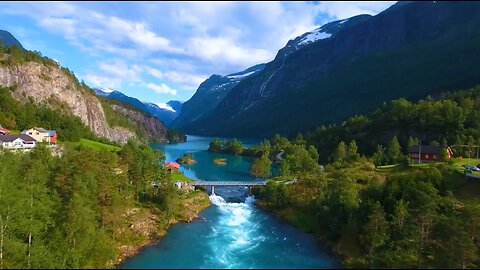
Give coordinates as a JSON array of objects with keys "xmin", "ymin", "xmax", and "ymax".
[
  {"xmin": 111, "ymin": 105, "xmax": 169, "ymax": 143},
  {"xmin": 0, "ymin": 61, "xmax": 168, "ymax": 143}
]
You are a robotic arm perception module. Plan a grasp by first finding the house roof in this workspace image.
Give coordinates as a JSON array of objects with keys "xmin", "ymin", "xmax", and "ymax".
[
  {"xmin": 408, "ymin": 145, "xmax": 443, "ymax": 155},
  {"xmin": 164, "ymin": 161, "xmax": 180, "ymax": 169},
  {"xmin": 34, "ymin": 127, "xmax": 49, "ymax": 133},
  {"xmin": 0, "ymin": 127, "xmax": 10, "ymax": 134},
  {"xmin": 21, "ymin": 127, "xmax": 56, "ymax": 136},
  {"xmin": 0, "ymin": 134, "xmax": 37, "ymax": 143}
]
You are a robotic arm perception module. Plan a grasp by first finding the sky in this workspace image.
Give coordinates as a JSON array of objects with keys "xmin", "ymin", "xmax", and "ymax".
[{"xmin": 0, "ymin": 1, "xmax": 395, "ymax": 106}]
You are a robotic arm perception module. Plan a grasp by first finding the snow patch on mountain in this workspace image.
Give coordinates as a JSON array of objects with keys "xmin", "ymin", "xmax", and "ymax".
[
  {"xmin": 227, "ymin": 71, "xmax": 256, "ymax": 79},
  {"xmin": 298, "ymin": 29, "xmax": 332, "ymax": 46},
  {"xmin": 155, "ymin": 103, "xmax": 176, "ymax": 113}
]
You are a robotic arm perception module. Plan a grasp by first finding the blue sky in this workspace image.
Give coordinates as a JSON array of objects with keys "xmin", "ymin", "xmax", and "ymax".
[{"xmin": 0, "ymin": 1, "xmax": 394, "ymax": 106}]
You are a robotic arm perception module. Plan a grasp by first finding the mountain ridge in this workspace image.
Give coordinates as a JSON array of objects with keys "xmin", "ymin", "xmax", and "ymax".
[
  {"xmin": 93, "ymin": 88, "xmax": 183, "ymax": 126},
  {"xmin": 175, "ymin": 1, "xmax": 480, "ymax": 138}
]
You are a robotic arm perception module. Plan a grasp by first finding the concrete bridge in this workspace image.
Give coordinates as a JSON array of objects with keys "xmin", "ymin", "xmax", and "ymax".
[{"xmin": 190, "ymin": 180, "xmax": 266, "ymax": 194}]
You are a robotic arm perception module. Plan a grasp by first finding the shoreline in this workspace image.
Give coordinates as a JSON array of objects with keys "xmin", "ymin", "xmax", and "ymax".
[
  {"xmin": 254, "ymin": 200, "xmax": 346, "ymax": 268},
  {"xmin": 112, "ymin": 190, "xmax": 211, "ymax": 268}
]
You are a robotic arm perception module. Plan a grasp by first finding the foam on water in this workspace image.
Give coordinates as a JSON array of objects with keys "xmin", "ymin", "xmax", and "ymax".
[{"xmin": 206, "ymin": 193, "xmax": 265, "ymax": 267}]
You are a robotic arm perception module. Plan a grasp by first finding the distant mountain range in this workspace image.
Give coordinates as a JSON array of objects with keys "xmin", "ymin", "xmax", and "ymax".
[
  {"xmin": 0, "ymin": 30, "xmax": 23, "ymax": 49},
  {"xmin": 171, "ymin": 64, "xmax": 265, "ymax": 128},
  {"xmin": 173, "ymin": 1, "xmax": 480, "ymax": 138},
  {"xmin": 93, "ymin": 88, "xmax": 183, "ymax": 126}
]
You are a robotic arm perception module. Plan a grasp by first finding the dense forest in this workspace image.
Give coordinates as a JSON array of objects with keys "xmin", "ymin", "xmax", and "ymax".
[
  {"xmin": 247, "ymin": 132, "xmax": 480, "ymax": 268},
  {"xmin": 0, "ymin": 141, "xmax": 208, "ymax": 268},
  {"xmin": 306, "ymin": 85, "xmax": 480, "ymax": 163},
  {"xmin": 250, "ymin": 85, "xmax": 480, "ymax": 269},
  {"xmin": 0, "ymin": 43, "xmax": 202, "ymax": 268}
]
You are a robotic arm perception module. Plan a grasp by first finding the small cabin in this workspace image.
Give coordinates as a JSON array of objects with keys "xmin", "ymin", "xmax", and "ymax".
[
  {"xmin": 163, "ymin": 161, "xmax": 180, "ymax": 172},
  {"xmin": 408, "ymin": 145, "xmax": 452, "ymax": 163}
]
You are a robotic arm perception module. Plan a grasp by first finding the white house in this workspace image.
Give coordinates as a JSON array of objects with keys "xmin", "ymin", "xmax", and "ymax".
[
  {"xmin": 21, "ymin": 127, "xmax": 57, "ymax": 143},
  {"xmin": 0, "ymin": 134, "xmax": 37, "ymax": 150}
]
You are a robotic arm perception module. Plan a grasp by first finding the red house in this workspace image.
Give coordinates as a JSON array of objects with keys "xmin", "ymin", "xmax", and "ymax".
[
  {"xmin": 408, "ymin": 145, "xmax": 452, "ymax": 163},
  {"xmin": 164, "ymin": 161, "xmax": 180, "ymax": 171}
]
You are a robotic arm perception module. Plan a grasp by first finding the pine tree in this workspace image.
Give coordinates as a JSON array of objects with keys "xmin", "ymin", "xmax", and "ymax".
[
  {"xmin": 387, "ymin": 137, "xmax": 402, "ymax": 164},
  {"xmin": 363, "ymin": 201, "xmax": 389, "ymax": 254},
  {"xmin": 347, "ymin": 140, "xmax": 359, "ymax": 161},
  {"xmin": 334, "ymin": 141, "xmax": 347, "ymax": 162}
]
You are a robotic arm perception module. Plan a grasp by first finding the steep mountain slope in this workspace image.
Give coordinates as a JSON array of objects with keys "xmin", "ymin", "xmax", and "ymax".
[
  {"xmin": 171, "ymin": 64, "xmax": 265, "ymax": 128},
  {"xmin": 94, "ymin": 88, "xmax": 182, "ymax": 126},
  {"xmin": 0, "ymin": 30, "xmax": 24, "ymax": 49},
  {"xmin": 0, "ymin": 32, "xmax": 174, "ymax": 144},
  {"xmin": 179, "ymin": 1, "xmax": 480, "ymax": 137}
]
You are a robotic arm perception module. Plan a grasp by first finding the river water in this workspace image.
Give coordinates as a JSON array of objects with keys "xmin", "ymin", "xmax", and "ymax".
[{"xmin": 118, "ymin": 135, "xmax": 340, "ymax": 269}]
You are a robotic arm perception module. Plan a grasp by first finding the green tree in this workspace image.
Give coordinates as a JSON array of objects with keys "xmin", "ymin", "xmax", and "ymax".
[
  {"xmin": 372, "ymin": 145, "xmax": 386, "ymax": 167},
  {"xmin": 271, "ymin": 134, "xmax": 290, "ymax": 152},
  {"xmin": 208, "ymin": 138, "xmax": 223, "ymax": 152},
  {"xmin": 407, "ymin": 137, "xmax": 419, "ymax": 148},
  {"xmin": 333, "ymin": 141, "xmax": 347, "ymax": 162},
  {"xmin": 387, "ymin": 137, "xmax": 401, "ymax": 164},
  {"xmin": 362, "ymin": 201, "xmax": 389, "ymax": 254},
  {"xmin": 307, "ymin": 145, "xmax": 319, "ymax": 163},
  {"xmin": 293, "ymin": 133, "xmax": 306, "ymax": 146},
  {"xmin": 439, "ymin": 149, "xmax": 449, "ymax": 162},
  {"xmin": 225, "ymin": 138, "xmax": 244, "ymax": 155},
  {"xmin": 347, "ymin": 140, "xmax": 359, "ymax": 161},
  {"xmin": 250, "ymin": 153, "xmax": 272, "ymax": 178},
  {"xmin": 279, "ymin": 159, "xmax": 290, "ymax": 176}
]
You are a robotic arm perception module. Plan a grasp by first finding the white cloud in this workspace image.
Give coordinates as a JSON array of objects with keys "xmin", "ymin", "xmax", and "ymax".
[
  {"xmin": 147, "ymin": 83, "xmax": 177, "ymax": 95},
  {"xmin": 316, "ymin": 1, "xmax": 396, "ymax": 20},
  {"xmin": 0, "ymin": 1, "xmax": 395, "ymax": 102},
  {"xmin": 84, "ymin": 74, "xmax": 121, "ymax": 89},
  {"xmin": 98, "ymin": 59, "xmax": 143, "ymax": 81},
  {"xmin": 145, "ymin": 67, "xmax": 164, "ymax": 79},
  {"xmin": 164, "ymin": 71, "xmax": 207, "ymax": 88},
  {"xmin": 188, "ymin": 37, "xmax": 273, "ymax": 68}
]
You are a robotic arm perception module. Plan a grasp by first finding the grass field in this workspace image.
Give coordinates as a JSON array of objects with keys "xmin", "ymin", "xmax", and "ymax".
[
  {"xmin": 171, "ymin": 171, "xmax": 193, "ymax": 182},
  {"xmin": 450, "ymin": 157, "xmax": 480, "ymax": 175},
  {"xmin": 78, "ymin": 139, "xmax": 121, "ymax": 152}
]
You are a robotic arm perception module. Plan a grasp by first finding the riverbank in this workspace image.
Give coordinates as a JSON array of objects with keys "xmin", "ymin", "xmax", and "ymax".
[
  {"xmin": 254, "ymin": 200, "xmax": 348, "ymax": 267},
  {"xmin": 112, "ymin": 190, "xmax": 210, "ymax": 268}
]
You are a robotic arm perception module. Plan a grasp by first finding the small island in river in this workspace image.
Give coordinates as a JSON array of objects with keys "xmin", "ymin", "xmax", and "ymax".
[
  {"xmin": 176, "ymin": 153, "xmax": 197, "ymax": 165},
  {"xmin": 213, "ymin": 158, "xmax": 227, "ymax": 166}
]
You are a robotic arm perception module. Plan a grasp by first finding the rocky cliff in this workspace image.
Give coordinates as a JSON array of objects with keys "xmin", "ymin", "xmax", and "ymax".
[
  {"xmin": 111, "ymin": 104, "xmax": 169, "ymax": 143},
  {"xmin": 0, "ymin": 60, "xmax": 169, "ymax": 143}
]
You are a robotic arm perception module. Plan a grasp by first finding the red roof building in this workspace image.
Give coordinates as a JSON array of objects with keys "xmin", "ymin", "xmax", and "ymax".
[
  {"xmin": 164, "ymin": 161, "xmax": 180, "ymax": 170},
  {"xmin": 408, "ymin": 145, "xmax": 451, "ymax": 163}
]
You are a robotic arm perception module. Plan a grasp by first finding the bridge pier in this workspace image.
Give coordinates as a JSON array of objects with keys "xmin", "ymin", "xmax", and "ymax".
[
  {"xmin": 248, "ymin": 186, "xmax": 252, "ymax": 195},
  {"xmin": 211, "ymin": 185, "xmax": 215, "ymax": 195}
]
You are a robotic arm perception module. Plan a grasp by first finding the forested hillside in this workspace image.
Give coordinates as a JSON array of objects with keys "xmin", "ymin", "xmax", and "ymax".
[
  {"xmin": 307, "ymin": 85, "xmax": 480, "ymax": 163},
  {"xmin": 0, "ymin": 142, "xmax": 208, "ymax": 268}
]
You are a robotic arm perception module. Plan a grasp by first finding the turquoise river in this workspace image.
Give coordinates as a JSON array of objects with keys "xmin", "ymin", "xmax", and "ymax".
[{"xmin": 118, "ymin": 135, "xmax": 341, "ymax": 269}]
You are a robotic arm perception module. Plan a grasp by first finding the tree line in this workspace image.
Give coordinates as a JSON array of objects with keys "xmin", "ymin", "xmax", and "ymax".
[
  {"xmin": 306, "ymin": 85, "xmax": 480, "ymax": 163},
  {"xmin": 0, "ymin": 141, "xmax": 181, "ymax": 268}
]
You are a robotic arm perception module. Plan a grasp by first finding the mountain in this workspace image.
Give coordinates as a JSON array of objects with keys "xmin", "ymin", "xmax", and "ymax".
[
  {"xmin": 177, "ymin": 1, "xmax": 480, "ymax": 138},
  {"xmin": 0, "ymin": 30, "xmax": 24, "ymax": 49},
  {"xmin": 93, "ymin": 88, "xmax": 182, "ymax": 126},
  {"xmin": 171, "ymin": 64, "xmax": 265, "ymax": 128},
  {"xmin": 0, "ymin": 41, "xmax": 176, "ymax": 144}
]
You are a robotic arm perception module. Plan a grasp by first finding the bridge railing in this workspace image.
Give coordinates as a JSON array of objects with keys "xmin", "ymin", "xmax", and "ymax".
[{"xmin": 190, "ymin": 181, "xmax": 267, "ymax": 186}]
